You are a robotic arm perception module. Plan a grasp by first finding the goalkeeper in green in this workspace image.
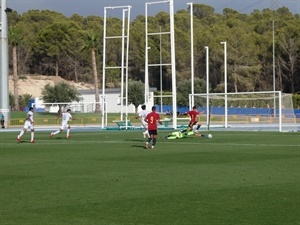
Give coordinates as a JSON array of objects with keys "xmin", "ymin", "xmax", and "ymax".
[{"xmin": 165, "ymin": 130, "xmax": 204, "ymax": 140}]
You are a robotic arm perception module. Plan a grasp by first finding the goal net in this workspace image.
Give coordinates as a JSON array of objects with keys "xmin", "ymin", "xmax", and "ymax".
[{"xmin": 189, "ymin": 91, "xmax": 297, "ymax": 132}]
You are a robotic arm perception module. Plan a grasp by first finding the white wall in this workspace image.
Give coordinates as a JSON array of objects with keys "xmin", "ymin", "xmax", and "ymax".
[
  {"xmin": 35, "ymin": 91, "xmax": 154, "ymax": 114},
  {"xmin": 80, "ymin": 93, "xmax": 136, "ymax": 113}
]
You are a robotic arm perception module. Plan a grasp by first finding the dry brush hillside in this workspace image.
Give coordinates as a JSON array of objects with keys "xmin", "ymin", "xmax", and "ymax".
[{"xmin": 9, "ymin": 75, "xmax": 93, "ymax": 98}]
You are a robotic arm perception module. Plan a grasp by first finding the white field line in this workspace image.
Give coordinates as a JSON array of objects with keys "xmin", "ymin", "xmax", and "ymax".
[{"xmin": 1, "ymin": 139, "xmax": 299, "ymax": 147}]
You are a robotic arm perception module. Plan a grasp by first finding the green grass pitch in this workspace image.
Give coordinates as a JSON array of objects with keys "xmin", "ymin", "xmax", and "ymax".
[{"xmin": 0, "ymin": 130, "xmax": 299, "ymax": 225}]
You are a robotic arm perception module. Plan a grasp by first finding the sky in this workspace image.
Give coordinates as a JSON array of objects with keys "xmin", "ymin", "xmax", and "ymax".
[{"xmin": 7, "ymin": 0, "xmax": 300, "ymax": 18}]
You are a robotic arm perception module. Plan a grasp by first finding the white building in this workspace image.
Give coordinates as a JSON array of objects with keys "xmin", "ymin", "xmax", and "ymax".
[
  {"xmin": 32, "ymin": 88, "xmax": 156, "ymax": 114},
  {"xmin": 78, "ymin": 88, "xmax": 156, "ymax": 113}
]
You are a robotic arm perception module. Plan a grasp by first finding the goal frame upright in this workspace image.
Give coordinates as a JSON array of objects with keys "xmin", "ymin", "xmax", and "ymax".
[
  {"xmin": 102, "ymin": 5, "xmax": 131, "ymax": 129},
  {"xmin": 145, "ymin": 0, "xmax": 177, "ymax": 129}
]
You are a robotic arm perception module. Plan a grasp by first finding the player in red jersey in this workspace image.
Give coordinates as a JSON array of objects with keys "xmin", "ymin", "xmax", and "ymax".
[
  {"xmin": 144, "ymin": 106, "xmax": 162, "ymax": 149},
  {"xmin": 188, "ymin": 106, "xmax": 203, "ymax": 130},
  {"xmin": 181, "ymin": 106, "xmax": 205, "ymax": 136}
]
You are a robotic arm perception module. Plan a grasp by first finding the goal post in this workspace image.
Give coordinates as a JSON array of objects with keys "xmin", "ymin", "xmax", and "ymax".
[{"xmin": 189, "ymin": 91, "xmax": 297, "ymax": 132}]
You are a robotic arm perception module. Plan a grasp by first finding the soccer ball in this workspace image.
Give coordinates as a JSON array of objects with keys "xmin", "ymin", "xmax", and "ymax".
[{"xmin": 208, "ymin": 134, "xmax": 212, "ymax": 139}]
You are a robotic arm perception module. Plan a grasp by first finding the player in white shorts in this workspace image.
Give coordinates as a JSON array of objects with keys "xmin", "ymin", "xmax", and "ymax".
[
  {"xmin": 50, "ymin": 109, "xmax": 72, "ymax": 139},
  {"xmin": 17, "ymin": 107, "xmax": 35, "ymax": 143},
  {"xmin": 136, "ymin": 104, "xmax": 150, "ymax": 138}
]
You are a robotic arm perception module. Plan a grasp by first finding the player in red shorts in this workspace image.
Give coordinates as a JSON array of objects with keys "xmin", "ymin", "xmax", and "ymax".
[
  {"xmin": 181, "ymin": 106, "xmax": 205, "ymax": 136},
  {"xmin": 144, "ymin": 106, "xmax": 162, "ymax": 149}
]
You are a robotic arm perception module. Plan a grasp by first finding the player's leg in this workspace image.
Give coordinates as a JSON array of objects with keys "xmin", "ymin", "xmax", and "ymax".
[
  {"xmin": 142, "ymin": 122, "xmax": 149, "ymax": 138},
  {"xmin": 51, "ymin": 125, "xmax": 63, "ymax": 137},
  {"xmin": 52, "ymin": 128, "xmax": 62, "ymax": 136},
  {"xmin": 193, "ymin": 121, "xmax": 205, "ymax": 137},
  {"xmin": 151, "ymin": 133, "xmax": 157, "ymax": 149},
  {"xmin": 146, "ymin": 130, "xmax": 153, "ymax": 149},
  {"xmin": 18, "ymin": 128, "xmax": 26, "ymax": 140},
  {"xmin": 166, "ymin": 131, "xmax": 179, "ymax": 139},
  {"xmin": 66, "ymin": 125, "xmax": 71, "ymax": 138},
  {"xmin": 195, "ymin": 121, "xmax": 201, "ymax": 131},
  {"xmin": 18, "ymin": 122, "xmax": 29, "ymax": 142},
  {"xmin": 30, "ymin": 127, "xmax": 35, "ymax": 143},
  {"xmin": 143, "ymin": 129, "xmax": 150, "ymax": 138}
]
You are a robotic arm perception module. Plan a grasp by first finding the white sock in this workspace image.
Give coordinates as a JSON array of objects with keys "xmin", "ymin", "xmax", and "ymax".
[{"xmin": 19, "ymin": 130, "xmax": 24, "ymax": 137}]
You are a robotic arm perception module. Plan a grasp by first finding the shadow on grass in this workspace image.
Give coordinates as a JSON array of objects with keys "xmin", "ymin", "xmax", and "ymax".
[
  {"xmin": 131, "ymin": 144, "xmax": 148, "ymax": 149},
  {"xmin": 51, "ymin": 137, "xmax": 64, "ymax": 140},
  {"xmin": 126, "ymin": 139, "xmax": 145, "ymax": 142}
]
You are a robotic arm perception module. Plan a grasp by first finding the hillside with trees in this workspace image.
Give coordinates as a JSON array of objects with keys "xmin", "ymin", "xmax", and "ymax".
[{"xmin": 8, "ymin": 5, "xmax": 300, "ymax": 102}]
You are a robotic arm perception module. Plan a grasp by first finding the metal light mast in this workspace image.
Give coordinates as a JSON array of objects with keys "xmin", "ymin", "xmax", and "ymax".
[{"xmin": 0, "ymin": 0, "xmax": 10, "ymax": 128}]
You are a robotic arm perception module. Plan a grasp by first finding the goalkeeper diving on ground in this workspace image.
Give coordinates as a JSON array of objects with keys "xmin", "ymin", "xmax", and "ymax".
[{"xmin": 165, "ymin": 130, "xmax": 206, "ymax": 139}]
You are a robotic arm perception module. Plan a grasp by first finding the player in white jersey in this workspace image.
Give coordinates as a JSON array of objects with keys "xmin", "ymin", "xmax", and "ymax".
[
  {"xmin": 17, "ymin": 107, "xmax": 35, "ymax": 143},
  {"xmin": 136, "ymin": 105, "xmax": 150, "ymax": 138},
  {"xmin": 50, "ymin": 109, "xmax": 73, "ymax": 139}
]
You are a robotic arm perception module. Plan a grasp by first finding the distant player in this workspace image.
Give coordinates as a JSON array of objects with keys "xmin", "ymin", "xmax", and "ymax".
[
  {"xmin": 136, "ymin": 104, "xmax": 150, "ymax": 138},
  {"xmin": 50, "ymin": 109, "xmax": 72, "ymax": 139},
  {"xmin": 187, "ymin": 106, "xmax": 204, "ymax": 132},
  {"xmin": 17, "ymin": 107, "xmax": 35, "ymax": 143},
  {"xmin": 144, "ymin": 106, "xmax": 162, "ymax": 149},
  {"xmin": 1, "ymin": 114, "xmax": 5, "ymax": 128}
]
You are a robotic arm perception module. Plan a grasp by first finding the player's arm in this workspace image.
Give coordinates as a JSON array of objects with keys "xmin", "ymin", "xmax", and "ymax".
[
  {"xmin": 157, "ymin": 115, "xmax": 162, "ymax": 125},
  {"xmin": 158, "ymin": 118, "xmax": 162, "ymax": 125},
  {"xmin": 196, "ymin": 110, "xmax": 205, "ymax": 118}
]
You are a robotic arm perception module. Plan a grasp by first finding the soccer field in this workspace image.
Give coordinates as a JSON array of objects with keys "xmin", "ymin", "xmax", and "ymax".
[{"xmin": 0, "ymin": 130, "xmax": 299, "ymax": 225}]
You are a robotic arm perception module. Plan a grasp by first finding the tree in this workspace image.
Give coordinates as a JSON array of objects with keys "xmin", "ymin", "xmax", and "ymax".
[
  {"xmin": 41, "ymin": 82, "xmax": 82, "ymax": 111},
  {"xmin": 33, "ymin": 22, "xmax": 74, "ymax": 76},
  {"xmin": 9, "ymin": 25, "xmax": 22, "ymax": 111},
  {"xmin": 226, "ymin": 26, "xmax": 261, "ymax": 92},
  {"xmin": 64, "ymin": 23, "xmax": 85, "ymax": 82},
  {"xmin": 81, "ymin": 30, "xmax": 101, "ymax": 112},
  {"xmin": 177, "ymin": 78, "xmax": 206, "ymax": 107},
  {"xmin": 7, "ymin": 6, "xmax": 300, "ymax": 95},
  {"xmin": 192, "ymin": 4, "xmax": 215, "ymax": 20},
  {"xmin": 127, "ymin": 80, "xmax": 145, "ymax": 112},
  {"xmin": 277, "ymin": 22, "xmax": 300, "ymax": 93},
  {"xmin": 18, "ymin": 94, "xmax": 33, "ymax": 109}
]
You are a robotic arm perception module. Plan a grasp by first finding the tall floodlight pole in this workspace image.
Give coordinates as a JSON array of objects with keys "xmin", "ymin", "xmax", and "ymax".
[
  {"xmin": 272, "ymin": 20, "xmax": 276, "ymax": 117},
  {"xmin": 145, "ymin": 3, "xmax": 150, "ymax": 105},
  {"xmin": 101, "ymin": 7, "xmax": 108, "ymax": 128},
  {"xmin": 169, "ymin": 0, "xmax": 177, "ymax": 129},
  {"xmin": 220, "ymin": 41, "xmax": 228, "ymax": 128},
  {"xmin": 125, "ymin": 7, "xmax": 131, "ymax": 126},
  {"xmin": 159, "ymin": 25, "xmax": 163, "ymax": 113},
  {"xmin": 205, "ymin": 46, "xmax": 209, "ymax": 126},
  {"xmin": 0, "ymin": 0, "xmax": 10, "ymax": 128},
  {"xmin": 187, "ymin": 2, "xmax": 194, "ymax": 108},
  {"xmin": 120, "ymin": 9, "xmax": 127, "ymax": 121}
]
